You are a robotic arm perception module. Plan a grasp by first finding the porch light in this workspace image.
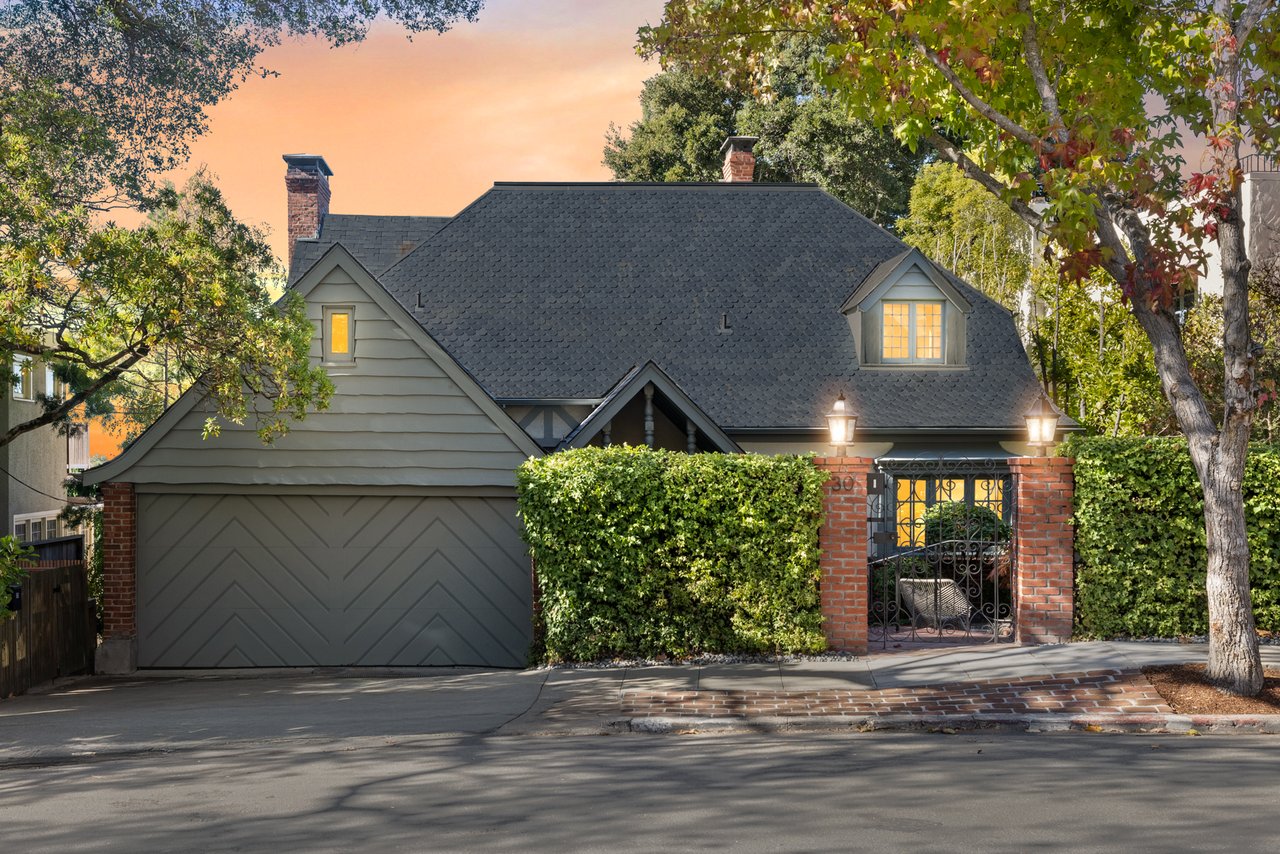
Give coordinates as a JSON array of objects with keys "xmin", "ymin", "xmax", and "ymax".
[
  {"xmin": 826, "ymin": 393, "xmax": 856, "ymax": 450},
  {"xmin": 1025, "ymin": 395, "xmax": 1060, "ymax": 455}
]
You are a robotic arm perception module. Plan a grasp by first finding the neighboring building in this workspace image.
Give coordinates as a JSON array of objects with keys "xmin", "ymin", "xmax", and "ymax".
[
  {"xmin": 1197, "ymin": 154, "xmax": 1280, "ymax": 297},
  {"xmin": 4, "ymin": 355, "xmax": 90, "ymax": 542},
  {"xmin": 84, "ymin": 142, "xmax": 1064, "ymax": 671}
]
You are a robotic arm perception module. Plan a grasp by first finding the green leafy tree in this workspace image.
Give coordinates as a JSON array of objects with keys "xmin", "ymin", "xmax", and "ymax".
[
  {"xmin": 1030, "ymin": 272, "xmax": 1280, "ymax": 441},
  {"xmin": 0, "ymin": 1, "xmax": 481, "ymax": 199},
  {"xmin": 605, "ymin": 44, "xmax": 926, "ymax": 227},
  {"xmin": 1, "ymin": 1, "xmax": 479, "ymax": 448},
  {"xmin": 645, "ymin": 0, "xmax": 1280, "ymax": 695},
  {"xmin": 1029, "ymin": 272, "xmax": 1169, "ymax": 436},
  {"xmin": 1, "ymin": 86, "xmax": 332, "ymax": 447},
  {"xmin": 897, "ymin": 162, "xmax": 1031, "ymax": 314}
]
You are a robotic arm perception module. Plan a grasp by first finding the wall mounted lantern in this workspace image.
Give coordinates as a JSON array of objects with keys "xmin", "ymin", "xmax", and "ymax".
[
  {"xmin": 1025, "ymin": 395, "xmax": 1060, "ymax": 456},
  {"xmin": 826, "ymin": 392, "xmax": 856, "ymax": 453}
]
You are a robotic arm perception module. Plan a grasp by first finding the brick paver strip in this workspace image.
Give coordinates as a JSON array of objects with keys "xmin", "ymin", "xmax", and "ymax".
[{"xmin": 620, "ymin": 669, "xmax": 1173, "ymax": 718}]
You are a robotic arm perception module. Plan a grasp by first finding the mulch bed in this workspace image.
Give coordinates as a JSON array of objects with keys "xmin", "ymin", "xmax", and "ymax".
[{"xmin": 1142, "ymin": 664, "xmax": 1280, "ymax": 715}]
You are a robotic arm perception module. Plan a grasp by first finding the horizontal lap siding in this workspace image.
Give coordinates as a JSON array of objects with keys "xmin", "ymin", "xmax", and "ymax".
[{"xmin": 122, "ymin": 268, "xmax": 529, "ymax": 488}]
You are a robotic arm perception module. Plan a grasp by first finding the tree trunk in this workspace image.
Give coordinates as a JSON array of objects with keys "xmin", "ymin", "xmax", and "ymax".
[
  {"xmin": 1129, "ymin": 288, "xmax": 1262, "ymax": 696},
  {"xmin": 1203, "ymin": 138, "xmax": 1264, "ymax": 694},
  {"xmin": 1203, "ymin": 460, "xmax": 1263, "ymax": 692}
]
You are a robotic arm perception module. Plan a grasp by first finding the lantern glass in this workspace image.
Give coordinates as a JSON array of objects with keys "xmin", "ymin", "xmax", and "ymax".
[
  {"xmin": 826, "ymin": 394, "xmax": 855, "ymax": 447},
  {"xmin": 1025, "ymin": 396, "xmax": 1059, "ymax": 451}
]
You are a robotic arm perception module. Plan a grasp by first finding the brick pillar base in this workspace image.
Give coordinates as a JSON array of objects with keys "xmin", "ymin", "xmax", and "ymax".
[
  {"xmin": 97, "ymin": 482, "xmax": 138, "ymax": 674},
  {"xmin": 1009, "ymin": 457, "xmax": 1075, "ymax": 644},
  {"xmin": 814, "ymin": 457, "xmax": 873, "ymax": 654}
]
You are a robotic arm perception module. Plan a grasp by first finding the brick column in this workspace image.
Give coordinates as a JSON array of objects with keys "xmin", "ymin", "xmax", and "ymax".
[
  {"xmin": 1008, "ymin": 457, "xmax": 1075, "ymax": 644},
  {"xmin": 813, "ymin": 457, "xmax": 874, "ymax": 654},
  {"xmin": 97, "ymin": 481, "xmax": 138, "ymax": 674}
]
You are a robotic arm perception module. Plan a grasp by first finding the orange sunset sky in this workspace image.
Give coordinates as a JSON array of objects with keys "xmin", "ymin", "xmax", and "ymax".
[
  {"xmin": 178, "ymin": 0, "xmax": 667, "ymax": 264},
  {"xmin": 91, "ymin": 1, "xmax": 665, "ymax": 457}
]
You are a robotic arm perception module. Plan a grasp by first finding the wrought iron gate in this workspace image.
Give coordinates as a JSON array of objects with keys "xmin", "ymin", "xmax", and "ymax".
[{"xmin": 867, "ymin": 458, "xmax": 1017, "ymax": 647}]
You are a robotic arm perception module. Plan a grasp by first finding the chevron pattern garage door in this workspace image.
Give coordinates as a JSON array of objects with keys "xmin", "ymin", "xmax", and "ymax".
[{"xmin": 136, "ymin": 494, "xmax": 532, "ymax": 667}]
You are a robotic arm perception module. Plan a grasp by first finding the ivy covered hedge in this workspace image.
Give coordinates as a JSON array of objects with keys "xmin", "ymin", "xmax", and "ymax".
[
  {"xmin": 1068, "ymin": 436, "xmax": 1280, "ymax": 638},
  {"xmin": 516, "ymin": 447, "xmax": 829, "ymax": 662}
]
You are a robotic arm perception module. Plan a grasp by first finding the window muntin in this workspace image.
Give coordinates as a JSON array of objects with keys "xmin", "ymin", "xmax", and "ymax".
[
  {"xmin": 883, "ymin": 303, "xmax": 911, "ymax": 360},
  {"xmin": 915, "ymin": 303, "xmax": 942, "ymax": 359},
  {"xmin": 322, "ymin": 306, "xmax": 355, "ymax": 364},
  {"xmin": 880, "ymin": 301, "xmax": 945, "ymax": 363}
]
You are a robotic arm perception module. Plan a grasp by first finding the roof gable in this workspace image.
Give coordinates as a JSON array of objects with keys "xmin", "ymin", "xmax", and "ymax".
[
  {"xmin": 840, "ymin": 248, "xmax": 973, "ymax": 315},
  {"xmin": 84, "ymin": 244, "xmax": 540, "ymax": 486},
  {"xmin": 559, "ymin": 361, "xmax": 741, "ymax": 453}
]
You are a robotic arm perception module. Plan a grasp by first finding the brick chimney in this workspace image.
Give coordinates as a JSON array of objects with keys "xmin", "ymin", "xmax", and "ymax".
[
  {"xmin": 720, "ymin": 136, "xmax": 758, "ymax": 183},
  {"xmin": 283, "ymin": 154, "xmax": 333, "ymax": 267}
]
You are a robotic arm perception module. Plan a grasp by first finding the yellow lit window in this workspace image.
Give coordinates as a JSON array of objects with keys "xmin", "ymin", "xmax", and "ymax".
[
  {"xmin": 331, "ymin": 312, "xmax": 350, "ymax": 354},
  {"xmin": 883, "ymin": 303, "xmax": 911, "ymax": 360},
  {"xmin": 915, "ymin": 303, "xmax": 942, "ymax": 360},
  {"xmin": 323, "ymin": 306, "xmax": 355, "ymax": 363},
  {"xmin": 896, "ymin": 478, "xmax": 927, "ymax": 547},
  {"xmin": 937, "ymin": 478, "xmax": 965, "ymax": 503},
  {"xmin": 881, "ymin": 302, "xmax": 944, "ymax": 363},
  {"xmin": 974, "ymin": 478, "xmax": 1004, "ymax": 517}
]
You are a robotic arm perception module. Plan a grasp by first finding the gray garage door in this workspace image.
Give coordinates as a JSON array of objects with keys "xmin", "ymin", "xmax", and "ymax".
[{"xmin": 136, "ymin": 493, "xmax": 532, "ymax": 668}]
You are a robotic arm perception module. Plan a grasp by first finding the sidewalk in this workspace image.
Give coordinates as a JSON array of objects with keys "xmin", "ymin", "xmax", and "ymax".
[
  {"xmin": 502, "ymin": 641, "xmax": 1280, "ymax": 735},
  {"xmin": 2, "ymin": 642, "xmax": 1279, "ymax": 767}
]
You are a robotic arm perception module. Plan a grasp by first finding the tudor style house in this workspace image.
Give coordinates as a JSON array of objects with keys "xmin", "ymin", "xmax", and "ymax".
[{"xmin": 84, "ymin": 140, "xmax": 1059, "ymax": 672}]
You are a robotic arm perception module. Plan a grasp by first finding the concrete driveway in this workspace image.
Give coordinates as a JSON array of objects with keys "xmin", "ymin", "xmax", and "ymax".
[{"xmin": 0, "ymin": 668, "xmax": 548, "ymax": 765}]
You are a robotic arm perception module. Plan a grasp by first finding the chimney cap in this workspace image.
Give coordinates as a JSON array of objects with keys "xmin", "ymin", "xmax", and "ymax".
[
  {"xmin": 719, "ymin": 136, "xmax": 759, "ymax": 156},
  {"xmin": 283, "ymin": 153, "xmax": 334, "ymax": 176}
]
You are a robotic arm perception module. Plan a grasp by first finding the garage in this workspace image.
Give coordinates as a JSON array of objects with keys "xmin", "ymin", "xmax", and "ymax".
[
  {"xmin": 135, "ymin": 493, "xmax": 532, "ymax": 668},
  {"xmin": 85, "ymin": 249, "xmax": 548, "ymax": 673}
]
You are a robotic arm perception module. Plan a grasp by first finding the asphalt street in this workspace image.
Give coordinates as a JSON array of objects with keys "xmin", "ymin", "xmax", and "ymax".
[{"xmin": 4, "ymin": 732, "xmax": 1279, "ymax": 853}]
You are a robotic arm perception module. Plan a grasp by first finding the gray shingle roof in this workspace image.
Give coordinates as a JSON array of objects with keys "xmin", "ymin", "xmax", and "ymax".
[
  {"xmin": 290, "ymin": 214, "xmax": 450, "ymax": 283},
  {"xmin": 303, "ymin": 182, "xmax": 1046, "ymax": 432}
]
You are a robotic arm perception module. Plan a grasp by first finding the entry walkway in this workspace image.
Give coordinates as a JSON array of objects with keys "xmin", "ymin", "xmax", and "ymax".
[{"xmin": 508, "ymin": 641, "xmax": 1280, "ymax": 734}]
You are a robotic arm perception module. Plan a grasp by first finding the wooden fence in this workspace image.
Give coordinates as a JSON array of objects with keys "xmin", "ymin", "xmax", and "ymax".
[{"xmin": 1, "ymin": 561, "xmax": 97, "ymax": 699}]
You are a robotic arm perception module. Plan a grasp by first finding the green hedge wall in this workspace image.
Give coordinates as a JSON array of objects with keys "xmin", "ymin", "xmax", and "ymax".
[
  {"xmin": 516, "ymin": 447, "xmax": 829, "ymax": 662},
  {"xmin": 1068, "ymin": 436, "xmax": 1280, "ymax": 638}
]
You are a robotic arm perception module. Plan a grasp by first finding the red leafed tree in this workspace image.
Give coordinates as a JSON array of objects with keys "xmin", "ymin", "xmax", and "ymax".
[{"xmin": 644, "ymin": 0, "xmax": 1280, "ymax": 694}]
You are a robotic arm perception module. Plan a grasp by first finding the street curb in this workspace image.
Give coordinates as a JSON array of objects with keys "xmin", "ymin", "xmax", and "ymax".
[{"xmin": 607, "ymin": 712, "xmax": 1280, "ymax": 735}]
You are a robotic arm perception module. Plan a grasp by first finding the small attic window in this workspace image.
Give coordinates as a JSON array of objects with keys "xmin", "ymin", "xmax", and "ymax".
[
  {"xmin": 323, "ymin": 306, "xmax": 355, "ymax": 364},
  {"xmin": 881, "ymin": 301, "xmax": 944, "ymax": 363}
]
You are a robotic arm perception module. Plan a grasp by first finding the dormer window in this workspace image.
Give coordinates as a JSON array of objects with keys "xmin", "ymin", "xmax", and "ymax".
[
  {"xmin": 323, "ymin": 306, "xmax": 355, "ymax": 365},
  {"xmin": 840, "ymin": 249, "xmax": 972, "ymax": 369},
  {"xmin": 882, "ymin": 301, "xmax": 944, "ymax": 363}
]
